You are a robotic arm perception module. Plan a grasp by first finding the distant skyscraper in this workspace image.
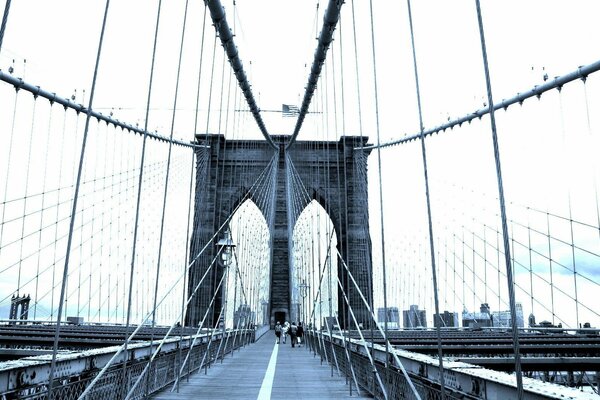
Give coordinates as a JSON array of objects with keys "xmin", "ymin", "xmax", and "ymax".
[
  {"xmin": 462, "ymin": 303, "xmax": 492, "ymax": 328},
  {"xmin": 491, "ymin": 303, "xmax": 524, "ymax": 328},
  {"xmin": 528, "ymin": 313, "xmax": 536, "ymax": 327},
  {"xmin": 377, "ymin": 307, "xmax": 400, "ymax": 329},
  {"xmin": 434, "ymin": 311, "xmax": 459, "ymax": 328},
  {"xmin": 403, "ymin": 305, "xmax": 427, "ymax": 328}
]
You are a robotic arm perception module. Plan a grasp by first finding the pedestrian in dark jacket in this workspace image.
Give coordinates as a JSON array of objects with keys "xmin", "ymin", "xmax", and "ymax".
[
  {"xmin": 289, "ymin": 322, "xmax": 298, "ymax": 347},
  {"xmin": 296, "ymin": 322, "xmax": 304, "ymax": 346},
  {"xmin": 275, "ymin": 321, "xmax": 282, "ymax": 344}
]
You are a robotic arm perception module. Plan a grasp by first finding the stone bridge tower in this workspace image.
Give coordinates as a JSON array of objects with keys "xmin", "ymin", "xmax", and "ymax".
[{"xmin": 185, "ymin": 134, "xmax": 373, "ymax": 329}]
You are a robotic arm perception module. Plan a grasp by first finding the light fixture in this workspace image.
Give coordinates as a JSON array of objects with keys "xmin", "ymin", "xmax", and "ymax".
[{"xmin": 216, "ymin": 232, "xmax": 236, "ymax": 268}]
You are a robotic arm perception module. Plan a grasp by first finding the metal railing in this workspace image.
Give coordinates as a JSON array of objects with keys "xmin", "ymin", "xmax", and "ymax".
[
  {"xmin": 305, "ymin": 329, "xmax": 596, "ymax": 400},
  {"xmin": 0, "ymin": 328, "xmax": 254, "ymax": 399}
]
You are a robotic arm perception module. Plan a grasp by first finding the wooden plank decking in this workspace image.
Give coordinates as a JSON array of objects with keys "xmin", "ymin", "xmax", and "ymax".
[{"xmin": 152, "ymin": 331, "xmax": 372, "ymax": 399}]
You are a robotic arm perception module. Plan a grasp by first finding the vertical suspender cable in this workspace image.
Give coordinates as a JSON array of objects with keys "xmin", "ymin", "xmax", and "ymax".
[
  {"xmin": 176, "ymin": 3, "xmax": 208, "ymax": 390},
  {"xmin": 48, "ymin": 1, "xmax": 111, "ymax": 398},
  {"xmin": 367, "ymin": 0, "xmax": 391, "ymax": 389},
  {"xmin": 474, "ymin": 1, "xmax": 523, "ymax": 397},
  {"xmin": 121, "ymin": 0, "xmax": 163, "ymax": 394},
  {"xmin": 205, "ymin": 0, "xmax": 276, "ymax": 149},
  {"xmin": 146, "ymin": 2, "xmax": 191, "ymax": 392},
  {"xmin": 349, "ymin": 1, "xmax": 377, "ymax": 390},
  {"xmin": 406, "ymin": 1, "xmax": 446, "ymax": 396},
  {"xmin": 32, "ymin": 106, "xmax": 54, "ymax": 319},
  {"xmin": 16, "ymin": 99, "xmax": 37, "ymax": 296},
  {"xmin": 287, "ymin": 0, "xmax": 343, "ymax": 148},
  {"xmin": 582, "ymin": 81, "xmax": 600, "ymax": 242},
  {"xmin": 556, "ymin": 89, "xmax": 580, "ymax": 327},
  {"xmin": 337, "ymin": 20, "xmax": 356, "ymax": 392}
]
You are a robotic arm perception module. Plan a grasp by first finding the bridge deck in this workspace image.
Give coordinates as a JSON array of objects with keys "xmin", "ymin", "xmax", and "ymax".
[{"xmin": 152, "ymin": 330, "xmax": 371, "ymax": 400}]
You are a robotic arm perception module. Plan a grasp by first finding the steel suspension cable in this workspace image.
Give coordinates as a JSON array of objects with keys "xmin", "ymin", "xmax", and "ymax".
[
  {"xmin": 15, "ymin": 98, "xmax": 38, "ymax": 296},
  {"xmin": 336, "ymin": 23, "xmax": 358, "ymax": 393},
  {"xmin": 364, "ymin": 59, "xmax": 600, "ymax": 150},
  {"xmin": 0, "ymin": 88, "xmax": 20, "ymax": 280},
  {"xmin": 326, "ymin": 44, "xmax": 353, "ymax": 385},
  {"xmin": 289, "ymin": 152, "xmax": 421, "ymax": 397},
  {"xmin": 175, "ymin": 5, "xmax": 208, "ymax": 388},
  {"xmin": 176, "ymin": 146, "xmax": 196, "ymax": 392},
  {"xmin": 336, "ymin": 249, "xmax": 422, "ymax": 398},
  {"xmin": 367, "ymin": 0, "xmax": 393, "ymax": 380},
  {"xmin": 144, "ymin": 0, "xmax": 191, "ymax": 395},
  {"xmin": 81, "ymin": 155, "xmax": 276, "ymax": 398},
  {"xmin": 0, "ymin": 71, "xmax": 200, "ymax": 149},
  {"xmin": 31, "ymin": 103, "xmax": 53, "ymax": 319},
  {"xmin": 323, "ymin": 10, "xmax": 373, "ymax": 380},
  {"xmin": 121, "ymin": 0, "xmax": 164, "ymax": 392},
  {"xmin": 48, "ymin": 1, "xmax": 111, "ymax": 397},
  {"xmin": 405, "ymin": 1, "xmax": 446, "ymax": 396},
  {"xmin": 582, "ymin": 81, "xmax": 600, "ymax": 242},
  {"xmin": 287, "ymin": 0, "xmax": 343, "ymax": 149},
  {"xmin": 474, "ymin": 1, "xmax": 523, "ymax": 397},
  {"xmin": 205, "ymin": 0, "xmax": 276, "ymax": 149},
  {"xmin": 126, "ymin": 249, "xmax": 226, "ymax": 399},
  {"xmin": 0, "ymin": 0, "xmax": 11, "ymax": 53},
  {"xmin": 335, "ymin": 275, "xmax": 388, "ymax": 399},
  {"xmin": 288, "ymin": 157, "xmax": 362, "ymax": 390}
]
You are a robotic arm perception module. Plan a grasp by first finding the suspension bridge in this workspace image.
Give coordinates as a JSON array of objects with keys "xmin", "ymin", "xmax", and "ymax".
[{"xmin": 0, "ymin": 0, "xmax": 599, "ymax": 399}]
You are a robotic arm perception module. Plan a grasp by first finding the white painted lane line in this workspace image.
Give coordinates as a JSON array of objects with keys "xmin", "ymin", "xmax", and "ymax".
[{"xmin": 257, "ymin": 342, "xmax": 279, "ymax": 400}]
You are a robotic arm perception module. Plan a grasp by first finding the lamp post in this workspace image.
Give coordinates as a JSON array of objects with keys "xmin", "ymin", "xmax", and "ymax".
[
  {"xmin": 299, "ymin": 280, "xmax": 310, "ymax": 324},
  {"xmin": 216, "ymin": 232, "xmax": 235, "ymax": 330}
]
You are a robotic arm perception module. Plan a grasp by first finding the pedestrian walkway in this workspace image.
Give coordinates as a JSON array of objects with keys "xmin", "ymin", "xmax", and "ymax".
[{"xmin": 152, "ymin": 331, "xmax": 372, "ymax": 400}]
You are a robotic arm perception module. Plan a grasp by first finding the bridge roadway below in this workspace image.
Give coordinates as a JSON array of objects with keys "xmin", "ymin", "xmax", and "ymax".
[{"xmin": 152, "ymin": 330, "xmax": 371, "ymax": 400}]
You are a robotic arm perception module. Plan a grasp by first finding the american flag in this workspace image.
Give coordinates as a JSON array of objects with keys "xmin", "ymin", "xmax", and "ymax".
[{"xmin": 282, "ymin": 104, "xmax": 300, "ymax": 117}]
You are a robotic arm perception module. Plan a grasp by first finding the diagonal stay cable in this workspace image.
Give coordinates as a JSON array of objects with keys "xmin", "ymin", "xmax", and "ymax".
[
  {"xmin": 48, "ymin": 1, "xmax": 111, "ymax": 398},
  {"xmin": 78, "ymin": 154, "xmax": 276, "ymax": 398},
  {"xmin": 170, "ymin": 250, "xmax": 232, "ymax": 390},
  {"xmin": 125, "ymin": 249, "xmax": 227, "ymax": 399},
  {"xmin": 335, "ymin": 274, "xmax": 389, "ymax": 400},
  {"xmin": 0, "ymin": 0, "xmax": 12, "ymax": 54},
  {"xmin": 474, "ymin": 1, "xmax": 523, "ymax": 396},
  {"xmin": 405, "ymin": 0, "xmax": 446, "ymax": 396},
  {"xmin": 336, "ymin": 248, "xmax": 422, "ymax": 400},
  {"xmin": 286, "ymin": 166, "xmax": 362, "ymax": 393}
]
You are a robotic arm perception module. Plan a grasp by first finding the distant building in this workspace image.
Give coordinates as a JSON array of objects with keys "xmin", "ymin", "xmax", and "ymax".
[
  {"xmin": 234, "ymin": 304, "xmax": 252, "ymax": 327},
  {"xmin": 528, "ymin": 313, "xmax": 536, "ymax": 327},
  {"xmin": 403, "ymin": 305, "xmax": 427, "ymax": 328},
  {"xmin": 462, "ymin": 303, "xmax": 492, "ymax": 328},
  {"xmin": 491, "ymin": 303, "xmax": 524, "ymax": 328},
  {"xmin": 531, "ymin": 320, "xmax": 564, "ymax": 334},
  {"xmin": 377, "ymin": 307, "xmax": 400, "ymax": 329},
  {"xmin": 434, "ymin": 311, "xmax": 458, "ymax": 328},
  {"xmin": 577, "ymin": 322, "xmax": 599, "ymax": 335}
]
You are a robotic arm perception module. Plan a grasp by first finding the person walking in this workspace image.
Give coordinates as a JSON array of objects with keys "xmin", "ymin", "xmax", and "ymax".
[
  {"xmin": 281, "ymin": 321, "xmax": 290, "ymax": 344},
  {"xmin": 282, "ymin": 321, "xmax": 289, "ymax": 344},
  {"xmin": 296, "ymin": 322, "xmax": 304, "ymax": 346},
  {"xmin": 275, "ymin": 321, "xmax": 282, "ymax": 344},
  {"xmin": 289, "ymin": 322, "xmax": 298, "ymax": 348}
]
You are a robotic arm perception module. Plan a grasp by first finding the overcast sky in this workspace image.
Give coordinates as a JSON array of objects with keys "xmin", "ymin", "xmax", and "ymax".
[{"xmin": 1, "ymin": 0, "xmax": 599, "ymax": 327}]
